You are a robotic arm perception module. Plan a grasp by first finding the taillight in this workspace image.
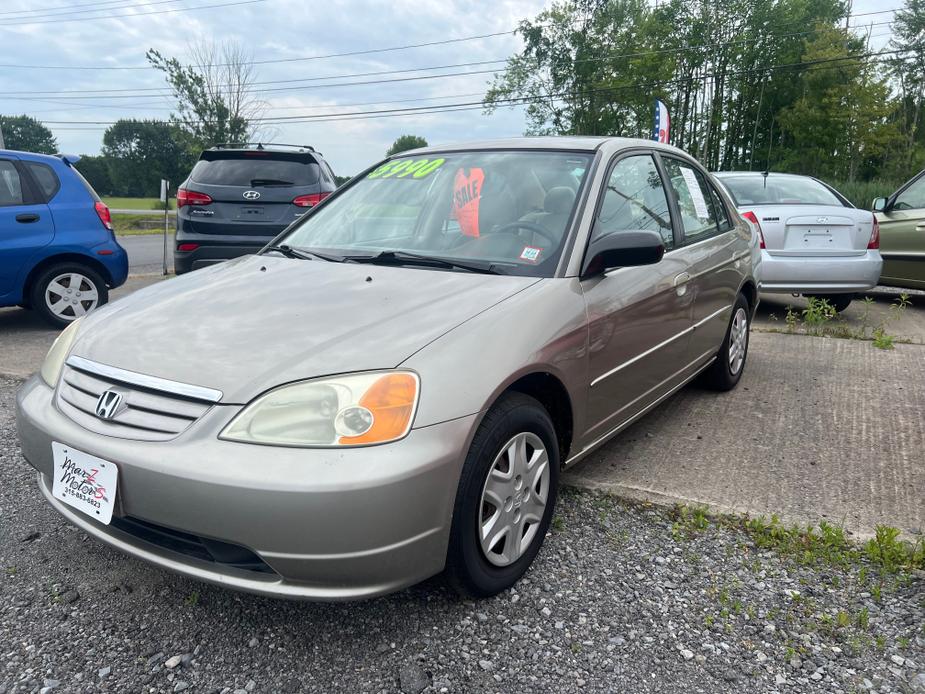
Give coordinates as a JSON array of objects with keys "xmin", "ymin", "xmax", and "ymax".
[
  {"xmin": 94, "ymin": 201, "xmax": 113, "ymax": 231},
  {"xmin": 868, "ymin": 214, "xmax": 880, "ymax": 249},
  {"xmin": 177, "ymin": 188, "xmax": 212, "ymax": 208},
  {"xmin": 177, "ymin": 243, "xmax": 200, "ymax": 252},
  {"xmin": 292, "ymin": 191, "xmax": 331, "ymax": 208},
  {"xmin": 741, "ymin": 210, "xmax": 765, "ymax": 249}
]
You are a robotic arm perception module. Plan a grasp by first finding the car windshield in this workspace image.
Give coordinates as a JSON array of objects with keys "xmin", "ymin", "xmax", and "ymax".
[
  {"xmin": 191, "ymin": 156, "xmax": 320, "ymax": 186},
  {"xmin": 718, "ymin": 175, "xmax": 845, "ymax": 207},
  {"xmin": 279, "ymin": 150, "xmax": 594, "ymax": 277}
]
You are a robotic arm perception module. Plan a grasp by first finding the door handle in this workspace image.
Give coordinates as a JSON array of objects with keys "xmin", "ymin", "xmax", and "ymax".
[
  {"xmin": 915, "ymin": 224, "xmax": 925, "ymax": 232},
  {"xmin": 673, "ymin": 272, "xmax": 691, "ymax": 297},
  {"xmin": 15, "ymin": 213, "xmax": 40, "ymax": 223}
]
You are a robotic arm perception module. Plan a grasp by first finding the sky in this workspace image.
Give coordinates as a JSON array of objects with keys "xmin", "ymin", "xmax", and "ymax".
[{"xmin": 0, "ymin": 0, "xmax": 897, "ymax": 176}]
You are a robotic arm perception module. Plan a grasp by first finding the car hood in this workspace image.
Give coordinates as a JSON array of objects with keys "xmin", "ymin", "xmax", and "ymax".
[{"xmin": 72, "ymin": 255, "xmax": 540, "ymax": 403}]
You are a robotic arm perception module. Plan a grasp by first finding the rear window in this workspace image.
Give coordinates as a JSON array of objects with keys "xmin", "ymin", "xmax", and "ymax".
[
  {"xmin": 71, "ymin": 165, "xmax": 101, "ymax": 202},
  {"xmin": 191, "ymin": 155, "xmax": 320, "ymax": 187},
  {"xmin": 25, "ymin": 162, "xmax": 60, "ymax": 201},
  {"xmin": 718, "ymin": 175, "xmax": 845, "ymax": 207}
]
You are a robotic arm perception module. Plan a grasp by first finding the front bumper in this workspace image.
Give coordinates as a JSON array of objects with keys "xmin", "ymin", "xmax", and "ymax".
[
  {"xmin": 758, "ymin": 249, "xmax": 882, "ymax": 293},
  {"xmin": 16, "ymin": 375, "xmax": 474, "ymax": 600}
]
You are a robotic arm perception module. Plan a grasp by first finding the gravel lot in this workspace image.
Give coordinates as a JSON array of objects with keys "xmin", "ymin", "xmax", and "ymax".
[{"xmin": 1, "ymin": 377, "xmax": 923, "ymax": 694}]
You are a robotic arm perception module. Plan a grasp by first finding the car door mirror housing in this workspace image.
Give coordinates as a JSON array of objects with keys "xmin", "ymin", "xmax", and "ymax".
[
  {"xmin": 581, "ymin": 229, "xmax": 666, "ymax": 278},
  {"xmin": 872, "ymin": 197, "xmax": 888, "ymax": 212}
]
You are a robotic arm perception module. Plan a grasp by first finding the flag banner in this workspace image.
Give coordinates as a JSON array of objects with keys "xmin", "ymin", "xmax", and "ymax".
[{"xmin": 652, "ymin": 99, "xmax": 670, "ymax": 143}]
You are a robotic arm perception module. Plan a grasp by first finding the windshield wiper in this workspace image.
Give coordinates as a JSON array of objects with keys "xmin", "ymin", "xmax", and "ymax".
[
  {"xmin": 250, "ymin": 178, "xmax": 294, "ymax": 187},
  {"xmin": 342, "ymin": 250, "xmax": 502, "ymax": 274},
  {"xmin": 263, "ymin": 244, "xmax": 343, "ymax": 262}
]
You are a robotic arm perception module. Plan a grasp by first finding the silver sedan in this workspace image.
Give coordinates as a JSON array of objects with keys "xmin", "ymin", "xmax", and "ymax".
[
  {"xmin": 713, "ymin": 172, "xmax": 882, "ymax": 312},
  {"xmin": 18, "ymin": 137, "xmax": 757, "ymax": 600}
]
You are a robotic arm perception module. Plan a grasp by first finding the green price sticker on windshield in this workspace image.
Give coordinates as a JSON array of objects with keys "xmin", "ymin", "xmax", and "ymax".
[{"xmin": 367, "ymin": 158, "xmax": 446, "ymax": 180}]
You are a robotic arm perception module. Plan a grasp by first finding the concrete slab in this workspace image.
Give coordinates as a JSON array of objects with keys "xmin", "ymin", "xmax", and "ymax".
[
  {"xmin": 564, "ymin": 331, "xmax": 925, "ymax": 538},
  {"xmin": 0, "ymin": 275, "xmax": 165, "ymax": 380}
]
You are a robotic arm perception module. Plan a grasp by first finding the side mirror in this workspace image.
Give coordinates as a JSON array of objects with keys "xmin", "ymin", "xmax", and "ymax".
[
  {"xmin": 581, "ymin": 229, "xmax": 665, "ymax": 278},
  {"xmin": 872, "ymin": 197, "xmax": 888, "ymax": 213}
]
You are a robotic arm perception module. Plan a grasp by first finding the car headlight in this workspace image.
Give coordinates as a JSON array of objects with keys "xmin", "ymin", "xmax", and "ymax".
[
  {"xmin": 220, "ymin": 371, "xmax": 420, "ymax": 447},
  {"xmin": 40, "ymin": 318, "xmax": 83, "ymax": 387}
]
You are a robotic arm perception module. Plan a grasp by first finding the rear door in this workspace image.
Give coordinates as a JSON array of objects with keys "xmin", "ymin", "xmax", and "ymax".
[
  {"xmin": 180, "ymin": 150, "xmax": 323, "ymax": 240},
  {"xmin": 0, "ymin": 157, "xmax": 55, "ymax": 299},
  {"xmin": 878, "ymin": 173, "xmax": 925, "ymax": 287},
  {"xmin": 579, "ymin": 151, "xmax": 693, "ymax": 446}
]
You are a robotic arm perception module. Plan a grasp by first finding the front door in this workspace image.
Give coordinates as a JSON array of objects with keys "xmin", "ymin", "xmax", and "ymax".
[
  {"xmin": 0, "ymin": 157, "xmax": 55, "ymax": 300},
  {"xmin": 879, "ymin": 173, "xmax": 925, "ymax": 289},
  {"xmin": 579, "ymin": 152, "xmax": 693, "ymax": 447}
]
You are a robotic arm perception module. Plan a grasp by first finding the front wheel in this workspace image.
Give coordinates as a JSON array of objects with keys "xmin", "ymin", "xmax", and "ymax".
[
  {"xmin": 30, "ymin": 263, "xmax": 109, "ymax": 328},
  {"xmin": 700, "ymin": 293, "xmax": 750, "ymax": 391},
  {"xmin": 445, "ymin": 393, "xmax": 559, "ymax": 598}
]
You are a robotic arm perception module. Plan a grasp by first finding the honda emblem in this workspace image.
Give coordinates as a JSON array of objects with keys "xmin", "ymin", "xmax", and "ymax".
[{"xmin": 95, "ymin": 390, "xmax": 123, "ymax": 420}]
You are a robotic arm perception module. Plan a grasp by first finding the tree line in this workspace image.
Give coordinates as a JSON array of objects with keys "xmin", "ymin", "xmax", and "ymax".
[{"xmin": 485, "ymin": 0, "xmax": 925, "ymax": 186}]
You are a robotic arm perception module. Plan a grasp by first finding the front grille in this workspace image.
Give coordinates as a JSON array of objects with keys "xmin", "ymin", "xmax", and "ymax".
[
  {"xmin": 110, "ymin": 516, "xmax": 276, "ymax": 574},
  {"xmin": 56, "ymin": 363, "xmax": 214, "ymax": 442}
]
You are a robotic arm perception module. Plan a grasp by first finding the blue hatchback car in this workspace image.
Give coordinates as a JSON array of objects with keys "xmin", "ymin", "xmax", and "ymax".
[{"xmin": 0, "ymin": 150, "xmax": 128, "ymax": 327}]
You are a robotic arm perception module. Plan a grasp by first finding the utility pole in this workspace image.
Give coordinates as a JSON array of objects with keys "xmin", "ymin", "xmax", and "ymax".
[{"xmin": 0, "ymin": 122, "xmax": 5, "ymax": 149}]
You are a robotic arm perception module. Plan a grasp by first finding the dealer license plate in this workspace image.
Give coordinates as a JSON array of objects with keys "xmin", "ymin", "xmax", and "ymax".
[{"xmin": 51, "ymin": 442, "xmax": 118, "ymax": 525}]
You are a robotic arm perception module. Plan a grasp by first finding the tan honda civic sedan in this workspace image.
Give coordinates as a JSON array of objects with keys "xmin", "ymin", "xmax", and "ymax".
[{"xmin": 17, "ymin": 137, "xmax": 758, "ymax": 600}]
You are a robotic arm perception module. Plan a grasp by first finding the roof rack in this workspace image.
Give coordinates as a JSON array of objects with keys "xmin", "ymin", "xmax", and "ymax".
[{"xmin": 211, "ymin": 142, "xmax": 319, "ymax": 154}]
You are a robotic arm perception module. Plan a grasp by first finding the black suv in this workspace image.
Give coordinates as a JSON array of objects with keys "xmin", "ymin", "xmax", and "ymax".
[{"xmin": 174, "ymin": 143, "xmax": 337, "ymax": 274}]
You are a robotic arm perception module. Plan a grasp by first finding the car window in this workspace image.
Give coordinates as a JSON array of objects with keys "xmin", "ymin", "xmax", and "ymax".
[
  {"xmin": 662, "ymin": 158, "xmax": 723, "ymax": 242},
  {"xmin": 707, "ymin": 182, "xmax": 732, "ymax": 232},
  {"xmin": 0, "ymin": 161, "xmax": 24, "ymax": 206},
  {"xmin": 594, "ymin": 154, "xmax": 673, "ymax": 249},
  {"xmin": 281, "ymin": 150, "xmax": 593, "ymax": 278},
  {"xmin": 24, "ymin": 162, "xmax": 60, "ymax": 201},
  {"xmin": 717, "ymin": 175, "xmax": 845, "ymax": 206},
  {"xmin": 894, "ymin": 175, "xmax": 925, "ymax": 210},
  {"xmin": 191, "ymin": 156, "xmax": 321, "ymax": 187}
]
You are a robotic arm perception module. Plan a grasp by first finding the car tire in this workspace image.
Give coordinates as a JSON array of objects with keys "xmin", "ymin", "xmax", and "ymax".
[
  {"xmin": 700, "ymin": 293, "xmax": 750, "ymax": 392},
  {"xmin": 445, "ymin": 392, "xmax": 559, "ymax": 598},
  {"xmin": 805, "ymin": 294, "xmax": 853, "ymax": 313},
  {"xmin": 30, "ymin": 263, "xmax": 109, "ymax": 328}
]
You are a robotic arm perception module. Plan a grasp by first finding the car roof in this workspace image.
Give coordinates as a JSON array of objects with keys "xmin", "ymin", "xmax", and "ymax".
[
  {"xmin": 0, "ymin": 149, "xmax": 67, "ymax": 165},
  {"xmin": 713, "ymin": 171, "xmax": 815, "ymax": 180},
  {"xmin": 401, "ymin": 136, "xmax": 697, "ymax": 158}
]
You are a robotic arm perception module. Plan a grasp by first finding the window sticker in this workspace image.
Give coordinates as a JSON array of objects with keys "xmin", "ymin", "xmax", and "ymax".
[
  {"xmin": 519, "ymin": 246, "xmax": 543, "ymax": 263},
  {"xmin": 452, "ymin": 167, "xmax": 484, "ymax": 238},
  {"xmin": 367, "ymin": 158, "xmax": 446, "ymax": 179},
  {"xmin": 680, "ymin": 167, "xmax": 711, "ymax": 219}
]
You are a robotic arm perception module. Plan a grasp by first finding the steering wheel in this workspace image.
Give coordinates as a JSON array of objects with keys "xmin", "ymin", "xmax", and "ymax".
[{"xmin": 492, "ymin": 220, "xmax": 559, "ymax": 248}]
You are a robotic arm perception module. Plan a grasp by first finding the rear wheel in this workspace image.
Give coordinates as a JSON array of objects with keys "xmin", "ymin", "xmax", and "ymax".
[
  {"xmin": 805, "ymin": 293, "xmax": 853, "ymax": 313},
  {"xmin": 700, "ymin": 293, "xmax": 750, "ymax": 391},
  {"xmin": 445, "ymin": 393, "xmax": 559, "ymax": 598},
  {"xmin": 30, "ymin": 263, "xmax": 108, "ymax": 328}
]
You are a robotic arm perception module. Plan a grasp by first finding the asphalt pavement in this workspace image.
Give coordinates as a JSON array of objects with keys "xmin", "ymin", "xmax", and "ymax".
[{"xmin": 118, "ymin": 233, "xmax": 175, "ymax": 275}]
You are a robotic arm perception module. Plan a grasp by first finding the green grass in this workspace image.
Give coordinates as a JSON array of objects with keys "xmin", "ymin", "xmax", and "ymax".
[
  {"xmin": 102, "ymin": 196, "xmax": 174, "ymax": 211},
  {"xmin": 111, "ymin": 213, "xmax": 168, "ymax": 234},
  {"xmin": 827, "ymin": 179, "xmax": 904, "ymax": 209}
]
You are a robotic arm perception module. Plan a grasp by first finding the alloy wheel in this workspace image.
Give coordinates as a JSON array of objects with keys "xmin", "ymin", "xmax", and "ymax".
[
  {"xmin": 45, "ymin": 272, "xmax": 99, "ymax": 321},
  {"xmin": 728, "ymin": 307, "xmax": 748, "ymax": 375},
  {"xmin": 478, "ymin": 431, "xmax": 551, "ymax": 567}
]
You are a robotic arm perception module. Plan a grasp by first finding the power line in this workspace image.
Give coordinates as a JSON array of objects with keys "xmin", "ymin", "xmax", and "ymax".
[
  {"xmin": 0, "ymin": 0, "xmax": 158, "ymax": 15},
  {"xmin": 0, "ymin": 0, "xmax": 268, "ymax": 26},
  {"xmin": 0, "ymin": 6, "xmax": 902, "ymax": 67},
  {"xmin": 0, "ymin": 0, "xmax": 191, "ymax": 20},
  {"xmin": 0, "ymin": 18, "xmax": 897, "ymax": 100},
  {"xmin": 35, "ymin": 49, "xmax": 911, "ymax": 130}
]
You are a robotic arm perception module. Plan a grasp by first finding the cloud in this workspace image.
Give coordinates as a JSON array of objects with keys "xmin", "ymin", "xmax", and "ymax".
[{"xmin": 0, "ymin": 0, "xmax": 548, "ymax": 172}]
